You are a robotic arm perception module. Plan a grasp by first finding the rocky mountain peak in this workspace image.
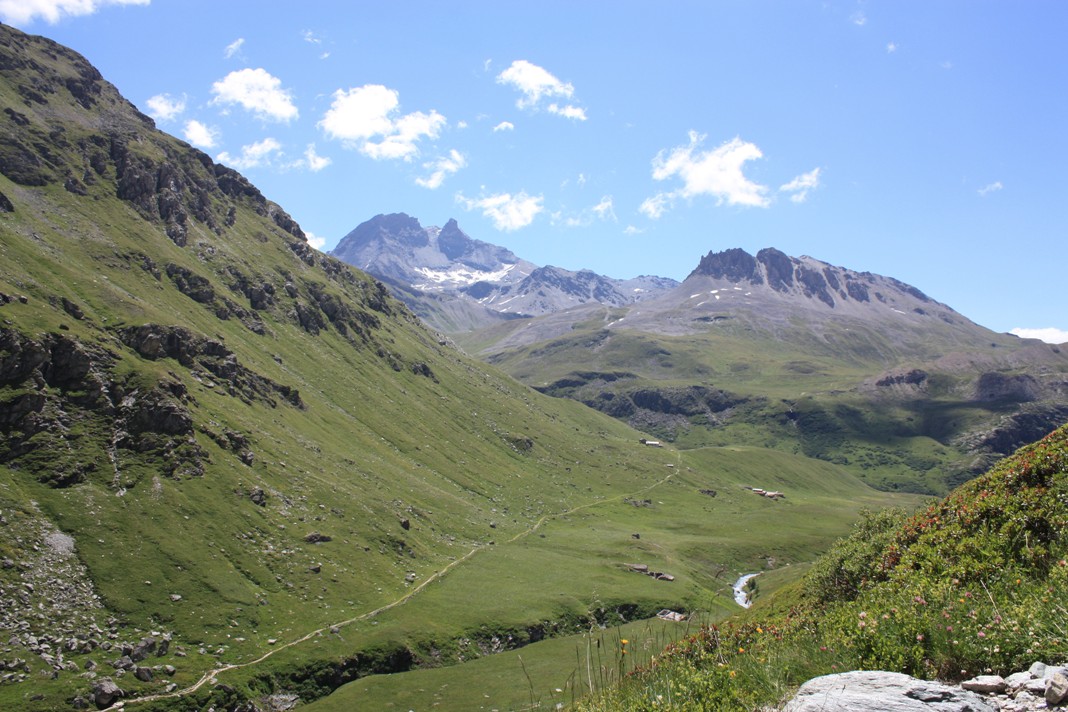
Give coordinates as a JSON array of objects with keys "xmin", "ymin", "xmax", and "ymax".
[{"xmin": 685, "ymin": 247, "xmax": 937, "ymax": 315}]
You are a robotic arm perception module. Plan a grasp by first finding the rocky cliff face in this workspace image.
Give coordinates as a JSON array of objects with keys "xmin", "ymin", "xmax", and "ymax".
[{"xmin": 687, "ymin": 247, "xmax": 940, "ymax": 318}]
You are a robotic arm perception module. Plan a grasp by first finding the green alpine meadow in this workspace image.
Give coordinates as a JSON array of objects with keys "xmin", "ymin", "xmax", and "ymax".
[{"xmin": 0, "ymin": 21, "xmax": 1065, "ymax": 712}]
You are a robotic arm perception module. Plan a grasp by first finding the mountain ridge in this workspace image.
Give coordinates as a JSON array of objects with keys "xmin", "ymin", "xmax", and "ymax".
[{"xmin": 330, "ymin": 212, "xmax": 679, "ymax": 327}]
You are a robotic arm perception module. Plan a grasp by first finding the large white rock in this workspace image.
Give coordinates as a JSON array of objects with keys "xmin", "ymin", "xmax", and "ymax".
[{"xmin": 781, "ymin": 670, "xmax": 998, "ymax": 712}]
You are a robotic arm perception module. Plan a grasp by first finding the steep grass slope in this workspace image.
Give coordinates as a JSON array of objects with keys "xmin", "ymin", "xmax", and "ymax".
[{"xmin": 578, "ymin": 422, "xmax": 1068, "ymax": 711}]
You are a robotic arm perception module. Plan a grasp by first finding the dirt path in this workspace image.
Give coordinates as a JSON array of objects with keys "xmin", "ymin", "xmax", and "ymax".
[{"xmin": 111, "ymin": 467, "xmax": 678, "ymax": 710}]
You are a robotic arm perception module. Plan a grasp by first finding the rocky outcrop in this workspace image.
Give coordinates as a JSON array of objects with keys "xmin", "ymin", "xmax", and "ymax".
[
  {"xmin": 782, "ymin": 664, "xmax": 1068, "ymax": 712},
  {"xmin": 974, "ymin": 373, "xmax": 1039, "ymax": 403},
  {"xmin": 117, "ymin": 324, "xmax": 303, "ymax": 409},
  {"xmin": 782, "ymin": 670, "xmax": 997, "ymax": 711}
]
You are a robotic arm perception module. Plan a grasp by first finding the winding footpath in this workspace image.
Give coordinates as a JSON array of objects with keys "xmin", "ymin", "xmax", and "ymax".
[{"xmin": 109, "ymin": 468, "xmax": 680, "ymax": 710}]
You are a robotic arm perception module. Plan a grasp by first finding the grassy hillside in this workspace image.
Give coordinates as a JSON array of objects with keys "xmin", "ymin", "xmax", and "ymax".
[
  {"xmin": 467, "ymin": 305, "xmax": 1068, "ymax": 495},
  {"xmin": 577, "ymin": 422, "xmax": 1068, "ymax": 711}
]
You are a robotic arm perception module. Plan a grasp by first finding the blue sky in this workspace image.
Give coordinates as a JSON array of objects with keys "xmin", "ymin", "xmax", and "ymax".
[{"xmin": 4, "ymin": 0, "xmax": 1066, "ymax": 341}]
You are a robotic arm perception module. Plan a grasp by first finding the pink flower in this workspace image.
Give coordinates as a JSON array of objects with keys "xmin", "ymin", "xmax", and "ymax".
[{"xmin": 978, "ymin": 631, "xmax": 986, "ymax": 638}]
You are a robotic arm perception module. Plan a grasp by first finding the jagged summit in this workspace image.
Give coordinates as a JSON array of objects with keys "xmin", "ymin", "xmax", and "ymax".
[
  {"xmin": 679, "ymin": 246, "xmax": 949, "ymax": 322},
  {"xmin": 330, "ymin": 213, "xmax": 678, "ymax": 328}
]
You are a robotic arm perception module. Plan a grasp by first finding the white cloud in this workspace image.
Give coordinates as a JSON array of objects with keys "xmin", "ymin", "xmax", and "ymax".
[
  {"xmin": 1010, "ymin": 327, "xmax": 1068, "ymax": 345},
  {"xmin": 456, "ymin": 120, "xmax": 469, "ymax": 129},
  {"xmin": 851, "ymin": 11, "xmax": 867, "ymax": 26},
  {"xmin": 224, "ymin": 37, "xmax": 244, "ymax": 59},
  {"xmin": 497, "ymin": 60, "xmax": 573, "ymax": 107},
  {"xmin": 562, "ymin": 195, "xmax": 617, "ymax": 227},
  {"xmin": 978, "ymin": 181, "xmax": 1003, "ymax": 197},
  {"xmin": 457, "ymin": 190, "xmax": 543, "ymax": 231},
  {"xmin": 887, "ymin": 42, "xmax": 898, "ymax": 53},
  {"xmin": 623, "ymin": 225, "xmax": 643, "ymax": 235},
  {"xmin": 319, "ymin": 84, "xmax": 444, "ymax": 161},
  {"xmin": 183, "ymin": 120, "xmax": 218, "ymax": 148},
  {"xmin": 493, "ymin": 121, "xmax": 515, "ymax": 132},
  {"xmin": 216, "ymin": 137, "xmax": 282, "ymax": 170},
  {"xmin": 592, "ymin": 196, "xmax": 615, "ymax": 220},
  {"xmin": 548, "ymin": 103, "xmax": 587, "ymax": 121},
  {"xmin": 0, "ymin": 0, "xmax": 148, "ymax": 25},
  {"xmin": 305, "ymin": 231, "xmax": 327, "ymax": 251},
  {"xmin": 780, "ymin": 167, "xmax": 822, "ymax": 203},
  {"xmin": 497, "ymin": 60, "xmax": 586, "ymax": 119},
  {"xmin": 639, "ymin": 192, "xmax": 673, "ymax": 219},
  {"xmin": 211, "ymin": 68, "xmax": 298, "ymax": 122},
  {"xmin": 416, "ymin": 150, "xmax": 466, "ymax": 189},
  {"xmin": 145, "ymin": 93, "xmax": 185, "ymax": 122},
  {"xmin": 302, "ymin": 30, "xmax": 322, "ymax": 44},
  {"xmin": 303, "ymin": 144, "xmax": 331, "ymax": 172},
  {"xmin": 646, "ymin": 132, "xmax": 770, "ymax": 214}
]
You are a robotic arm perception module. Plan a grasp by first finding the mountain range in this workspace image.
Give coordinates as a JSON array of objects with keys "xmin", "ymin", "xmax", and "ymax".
[
  {"xmin": 330, "ymin": 212, "xmax": 678, "ymax": 331},
  {"xmin": 332, "ymin": 215, "xmax": 1068, "ymax": 494}
]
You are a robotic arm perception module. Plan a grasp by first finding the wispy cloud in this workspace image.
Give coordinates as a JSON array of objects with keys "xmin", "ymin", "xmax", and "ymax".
[
  {"xmin": 562, "ymin": 196, "xmax": 616, "ymax": 227},
  {"xmin": 303, "ymin": 143, "xmax": 331, "ymax": 172},
  {"xmin": 416, "ymin": 150, "xmax": 466, "ymax": 189},
  {"xmin": 780, "ymin": 167, "xmax": 822, "ymax": 203},
  {"xmin": 887, "ymin": 42, "xmax": 898, "ymax": 53},
  {"xmin": 639, "ymin": 192, "xmax": 673, "ymax": 220},
  {"xmin": 642, "ymin": 132, "xmax": 770, "ymax": 217},
  {"xmin": 457, "ymin": 190, "xmax": 543, "ymax": 231},
  {"xmin": 224, "ymin": 37, "xmax": 245, "ymax": 59},
  {"xmin": 183, "ymin": 120, "xmax": 218, "ymax": 148},
  {"xmin": 216, "ymin": 137, "xmax": 282, "ymax": 170},
  {"xmin": 493, "ymin": 121, "xmax": 515, "ymax": 132},
  {"xmin": 548, "ymin": 103, "xmax": 587, "ymax": 121},
  {"xmin": 978, "ymin": 181, "xmax": 1003, "ymax": 197},
  {"xmin": 211, "ymin": 68, "xmax": 299, "ymax": 122},
  {"xmin": 497, "ymin": 60, "xmax": 587, "ymax": 120},
  {"xmin": 1010, "ymin": 327, "xmax": 1068, "ymax": 345},
  {"xmin": 0, "ymin": 0, "xmax": 148, "ymax": 26},
  {"xmin": 145, "ymin": 93, "xmax": 185, "ymax": 122},
  {"xmin": 319, "ymin": 84, "xmax": 445, "ymax": 161},
  {"xmin": 851, "ymin": 11, "xmax": 867, "ymax": 26}
]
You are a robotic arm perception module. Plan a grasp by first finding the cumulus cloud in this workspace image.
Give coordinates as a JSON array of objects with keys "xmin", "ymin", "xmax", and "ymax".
[
  {"xmin": 887, "ymin": 42, "xmax": 898, "ymax": 53},
  {"xmin": 211, "ymin": 68, "xmax": 298, "ymax": 122},
  {"xmin": 416, "ymin": 150, "xmax": 466, "ymax": 189},
  {"xmin": 216, "ymin": 137, "xmax": 282, "ymax": 170},
  {"xmin": 224, "ymin": 38, "xmax": 244, "ymax": 59},
  {"xmin": 319, "ymin": 84, "xmax": 445, "ymax": 161},
  {"xmin": 497, "ymin": 60, "xmax": 586, "ymax": 119},
  {"xmin": 780, "ymin": 167, "xmax": 822, "ymax": 203},
  {"xmin": 303, "ymin": 144, "xmax": 331, "ymax": 172},
  {"xmin": 457, "ymin": 190, "xmax": 543, "ymax": 231},
  {"xmin": 643, "ymin": 132, "xmax": 770, "ymax": 216},
  {"xmin": 145, "ymin": 93, "xmax": 185, "ymax": 122},
  {"xmin": 183, "ymin": 120, "xmax": 218, "ymax": 148},
  {"xmin": 493, "ymin": 121, "xmax": 515, "ymax": 132},
  {"xmin": 1010, "ymin": 327, "xmax": 1068, "ymax": 345},
  {"xmin": 0, "ymin": 0, "xmax": 148, "ymax": 25},
  {"xmin": 304, "ymin": 231, "xmax": 327, "ymax": 251},
  {"xmin": 978, "ymin": 181, "xmax": 1003, "ymax": 197}
]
